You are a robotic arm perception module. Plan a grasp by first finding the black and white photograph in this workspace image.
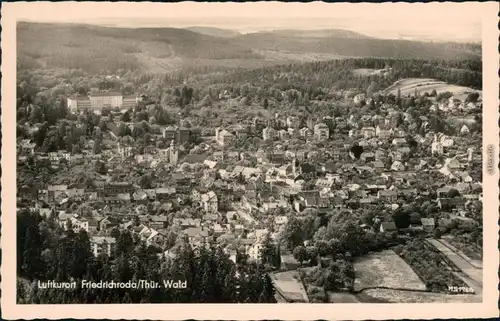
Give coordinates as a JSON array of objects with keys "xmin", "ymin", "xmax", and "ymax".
[{"xmin": 2, "ymin": 1, "xmax": 499, "ymax": 319}]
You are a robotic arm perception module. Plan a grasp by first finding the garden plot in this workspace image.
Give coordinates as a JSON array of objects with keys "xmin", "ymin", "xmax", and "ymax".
[{"xmin": 354, "ymin": 250, "xmax": 426, "ymax": 292}]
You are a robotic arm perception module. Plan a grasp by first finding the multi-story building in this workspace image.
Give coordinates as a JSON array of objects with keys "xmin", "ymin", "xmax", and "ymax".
[
  {"xmin": 177, "ymin": 127, "xmax": 191, "ymax": 143},
  {"xmin": 215, "ymin": 128, "xmax": 235, "ymax": 146},
  {"xmin": 67, "ymin": 92, "xmax": 140, "ymax": 114},
  {"xmin": 104, "ymin": 182, "xmax": 134, "ymax": 195},
  {"xmin": 263, "ymin": 126, "xmax": 276, "ymax": 141},
  {"xmin": 90, "ymin": 237, "xmax": 116, "ymax": 257},
  {"xmin": 162, "ymin": 126, "xmax": 191, "ymax": 143},
  {"xmin": 314, "ymin": 123, "xmax": 329, "ymax": 141},
  {"xmin": 89, "ymin": 91, "xmax": 123, "ymax": 110},
  {"xmin": 67, "ymin": 95, "xmax": 91, "ymax": 113}
]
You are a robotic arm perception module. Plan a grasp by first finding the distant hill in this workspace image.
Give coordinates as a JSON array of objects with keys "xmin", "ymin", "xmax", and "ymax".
[
  {"xmin": 235, "ymin": 33, "xmax": 481, "ymax": 61},
  {"xmin": 186, "ymin": 26, "xmax": 241, "ymax": 38},
  {"xmin": 261, "ymin": 28, "xmax": 373, "ymax": 39},
  {"xmin": 17, "ymin": 22, "xmax": 481, "ymax": 74},
  {"xmin": 17, "ymin": 22, "xmax": 262, "ymax": 73}
]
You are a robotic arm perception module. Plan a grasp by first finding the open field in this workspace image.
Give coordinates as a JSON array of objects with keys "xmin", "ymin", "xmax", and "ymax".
[
  {"xmin": 352, "ymin": 68, "xmax": 385, "ymax": 76},
  {"xmin": 383, "ymin": 78, "xmax": 481, "ymax": 100},
  {"xmin": 353, "ymin": 250, "xmax": 426, "ymax": 291},
  {"xmin": 270, "ymin": 270, "xmax": 309, "ymax": 303},
  {"xmin": 361, "ymin": 288, "xmax": 481, "ymax": 303},
  {"xmin": 254, "ymin": 49, "xmax": 346, "ymax": 63}
]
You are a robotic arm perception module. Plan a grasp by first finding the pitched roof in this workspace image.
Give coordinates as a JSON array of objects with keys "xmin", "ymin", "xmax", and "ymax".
[
  {"xmin": 421, "ymin": 218, "xmax": 435, "ymax": 226},
  {"xmin": 381, "ymin": 222, "xmax": 397, "ymax": 231}
]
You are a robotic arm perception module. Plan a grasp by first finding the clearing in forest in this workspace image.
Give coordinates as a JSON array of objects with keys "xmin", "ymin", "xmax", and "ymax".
[{"xmin": 383, "ymin": 78, "xmax": 481, "ymax": 100}]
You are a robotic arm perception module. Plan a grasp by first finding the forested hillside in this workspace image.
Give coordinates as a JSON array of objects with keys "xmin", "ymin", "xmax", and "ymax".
[
  {"xmin": 189, "ymin": 58, "xmax": 482, "ymax": 91},
  {"xmin": 17, "ymin": 22, "xmax": 261, "ymax": 74},
  {"xmin": 18, "ymin": 22, "xmax": 481, "ymax": 74}
]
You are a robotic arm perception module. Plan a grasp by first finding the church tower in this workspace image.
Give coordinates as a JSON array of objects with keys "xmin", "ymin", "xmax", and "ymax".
[
  {"xmin": 291, "ymin": 153, "xmax": 300, "ymax": 177},
  {"xmin": 431, "ymin": 134, "xmax": 443, "ymax": 156},
  {"xmin": 169, "ymin": 140, "xmax": 178, "ymax": 165},
  {"xmin": 467, "ymin": 147, "xmax": 474, "ymax": 162}
]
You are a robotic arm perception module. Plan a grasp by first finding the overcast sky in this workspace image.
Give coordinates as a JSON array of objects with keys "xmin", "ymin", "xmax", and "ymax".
[{"xmin": 10, "ymin": 2, "xmax": 485, "ymax": 42}]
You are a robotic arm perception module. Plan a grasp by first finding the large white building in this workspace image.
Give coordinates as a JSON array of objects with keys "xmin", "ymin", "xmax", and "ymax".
[{"xmin": 67, "ymin": 92, "xmax": 139, "ymax": 114}]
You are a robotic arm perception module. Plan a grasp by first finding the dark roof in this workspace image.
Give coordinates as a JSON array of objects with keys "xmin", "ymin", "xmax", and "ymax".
[
  {"xmin": 381, "ymin": 222, "xmax": 397, "ymax": 231},
  {"xmin": 89, "ymin": 91, "xmax": 122, "ymax": 97}
]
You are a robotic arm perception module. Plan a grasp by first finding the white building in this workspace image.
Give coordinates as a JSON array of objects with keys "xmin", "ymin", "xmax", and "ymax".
[
  {"xmin": 90, "ymin": 237, "xmax": 116, "ymax": 257},
  {"xmin": 215, "ymin": 128, "xmax": 235, "ymax": 146}
]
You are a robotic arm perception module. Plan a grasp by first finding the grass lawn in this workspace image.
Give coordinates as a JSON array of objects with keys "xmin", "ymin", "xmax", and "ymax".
[{"xmin": 354, "ymin": 250, "xmax": 426, "ymax": 292}]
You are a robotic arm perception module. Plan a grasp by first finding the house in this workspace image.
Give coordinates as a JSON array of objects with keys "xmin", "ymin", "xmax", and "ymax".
[
  {"xmin": 460, "ymin": 125, "xmax": 470, "ymax": 135},
  {"xmin": 99, "ymin": 216, "xmax": 120, "ymax": 231},
  {"xmin": 104, "ymin": 182, "xmax": 133, "ymax": 195},
  {"xmin": 226, "ymin": 151, "xmax": 239, "ymax": 162},
  {"xmin": 353, "ymin": 93, "xmax": 366, "ymax": 105},
  {"xmin": 380, "ymin": 222, "xmax": 398, "ymax": 233},
  {"xmin": 437, "ymin": 187, "xmax": 454, "ymax": 198},
  {"xmin": 215, "ymin": 128, "xmax": 235, "ymax": 146},
  {"xmin": 361, "ymin": 152, "xmax": 375, "ymax": 162},
  {"xmin": 48, "ymin": 152, "xmax": 60, "ymax": 167},
  {"xmin": 375, "ymin": 150, "xmax": 387, "ymax": 161},
  {"xmin": 361, "ymin": 127, "xmax": 376, "ymax": 139},
  {"xmin": 313, "ymin": 123, "xmax": 329, "ymax": 141},
  {"xmin": 299, "ymin": 127, "xmax": 313, "ymax": 139},
  {"xmin": 375, "ymin": 125, "xmax": 393, "ymax": 139},
  {"xmin": 372, "ymin": 161, "xmax": 385, "ymax": 172},
  {"xmin": 90, "ymin": 237, "xmax": 116, "ymax": 257},
  {"xmin": 392, "ymin": 138, "xmax": 407, "ymax": 146},
  {"xmin": 391, "ymin": 161, "xmax": 405, "ymax": 172},
  {"xmin": 133, "ymin": 190, "xmax": 149, "ymax": 204},
  {"xmin": 162, "ymin": 126, "xmax": 177, "ymax": 141},
  {"xmin": 138, "ymin": 226, "xmax": 167, "ymax": 247},
  {"xmin": 213, "ymin": 151, "xmax": 224, "ymax": 162},
  {"xmin": 201, "ymin": 191, "xmax": 218, "ymax": 213},
  {"xmin": 155, "ymin": 187, "xmax": 176, "ymax": 201},
  {"xmin": 47, "ymin": 185, "xmax": 68, "ymax": 202},
  {"xmin": 378, "ymin": 190, "xmax": 398, "ymax": 202},
  {"xmin": 397, "ymin": 147, "xmax": 411, "ymax": 156},
  {"xmin": 399, "ymin": 188, "xmax": 418, "ymax": 198},
  {"xmin": 263, "ymin": 126, "xmax": 276, "ymax": 141},
  {"xmin": 438, "ymin": 198, "xmax": 467, "ymax": 210},
  {"xmin": 177, "ymin": 127, "xmax": 191, "ymax": 143},
  {"xmin": 184, "ymin": 227, "xmax": 210, "ymax": 247},
  {"xmin": 247, "ymin": 239, "xmax": 265, "ymax": 262},
  {"xmin": 64, "ymin": 215, "xmax": 89, "ymax": 233},
  {"xmin": 421, "ymin": 218, "xmax": 435, "ymax": 233},
  {"xmin": 173, "ymin": 218, "xmax": 200, "ymax": 230},
  {"xmin": 19, "ymin": 140, "xmax": 36, "ymax": 155}
]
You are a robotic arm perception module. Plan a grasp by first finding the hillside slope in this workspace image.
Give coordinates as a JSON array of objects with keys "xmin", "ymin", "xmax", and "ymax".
[
  {"xmin": 17, "ymin": 22, "xmax": 261, "ymax": 73},
  {"xmin": 17, "ymin": 22, "xmax": 481, "ymax": 74},
  {"xmin": 236, "ymin": 33, "xmax": 481, "ymax": 61},
  {"xmin": 185, "ymin": 26, "xmax": 241, "ymax": 38},
  {"xmin": 262, "ymin": 28, "xmax": 373, "ymax": 39}
]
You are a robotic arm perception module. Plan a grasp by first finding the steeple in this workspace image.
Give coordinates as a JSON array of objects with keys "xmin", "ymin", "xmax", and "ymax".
[{"xmin": 169, "ymin": 140, "xmax": 178, "ymax": 165}]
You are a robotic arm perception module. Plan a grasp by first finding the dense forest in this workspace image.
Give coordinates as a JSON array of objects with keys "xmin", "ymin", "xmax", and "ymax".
[{"xmin": 211, "ymin": 58, "xmax": 482, "ymax": 91}]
